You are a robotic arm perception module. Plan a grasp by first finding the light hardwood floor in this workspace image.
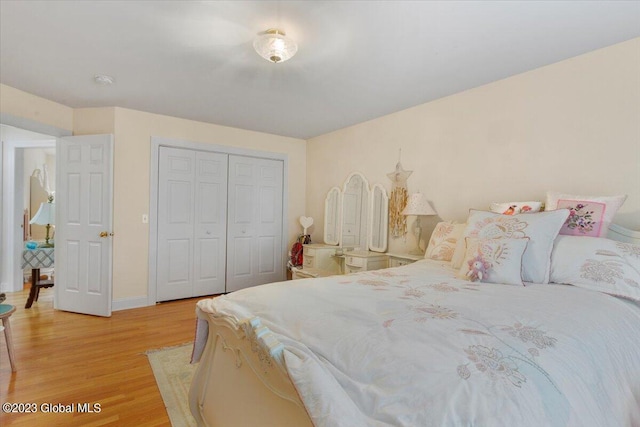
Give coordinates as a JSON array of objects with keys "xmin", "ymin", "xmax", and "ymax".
[{"xmin": 0, "ymin": 286, "xmax": 209, "ymax": 426}]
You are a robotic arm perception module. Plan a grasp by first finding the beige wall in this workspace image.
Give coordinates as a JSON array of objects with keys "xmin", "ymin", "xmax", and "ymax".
[
  {"xmin": 0, "ymin": 84, "xmax": 73, "ymax": 131},
  {"xmin": 80, "ymin": 107, "xmax": 305, "ymax": 300},
  {"xmin": 3, "ymin": 93, "xmax": 306, "ymax": 301},
  {"xmin": 74, "ymin": 107, "xmax": 116, "ymax": 135},
  {"xmin": 307, "ymin": 38, "xmax": 640, "ymax": 254}
]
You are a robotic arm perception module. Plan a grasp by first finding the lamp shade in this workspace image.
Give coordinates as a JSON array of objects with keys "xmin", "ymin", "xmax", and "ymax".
[
  {"xmin": 253, "ymin": 29, "xmax": 298, "ymax": 63},
  {"xmin": 30, "ymin": 202, "xmax": 55, "ymax": 225},
  {"xmin": 402, "ymin": 193, "xmax": 436, "ymax": 216}
]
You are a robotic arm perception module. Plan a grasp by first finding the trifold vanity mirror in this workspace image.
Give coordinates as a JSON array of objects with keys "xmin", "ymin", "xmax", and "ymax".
[
  {"xmin": 324, "ymin": 187, "xmax": 341, "ymax": 246},
  {"xmin": 323, "ymin": 172, "xmax": 389, "ymax": 253}
]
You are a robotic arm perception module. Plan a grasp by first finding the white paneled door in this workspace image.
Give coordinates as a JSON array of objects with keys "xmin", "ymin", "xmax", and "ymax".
[
  {"xmin": 56, "ymin": 135, "xmax": 113, "ymax": 317},
  {"xmin": 226, "ymin": 155, "xmax": 284, "ymax": 292},
  {"xmin": 157, "ymin": 147, "xmax": 228, "ymax": 301}
]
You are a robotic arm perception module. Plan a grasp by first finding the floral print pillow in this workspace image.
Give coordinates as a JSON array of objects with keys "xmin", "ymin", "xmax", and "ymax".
[
  {"xmin": 451, "ymin": 209, "xmax": 570, "ymax": 283},
  {"xmin": 459, "ymin": 237, "xmax": 529, "ymax": 286},
  {"xmin": 490, "ymin": 201, "xmax": 543, "ymax": 215},
  {"xmin": 425, "ymin": 221, "xmax": 466, "ymax": 262},
  {"xmin": 550, "ymin": 235, "xmax": 640, "ymax": 302},
  {"xmin": 545, "ymin": 192, "xmax": 627, "ymax": 238},
  {"xmin": 556, "ymin": 200, "xmax": 606, "ymax": 237}
]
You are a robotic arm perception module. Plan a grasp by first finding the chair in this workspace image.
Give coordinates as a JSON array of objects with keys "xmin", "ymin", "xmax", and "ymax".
[
  {"xmin": 25, "ymin": 272, "xmax": 54, "ymax": 309},
  {"xmin": 0, "ymin": 304, "xmax": 17, "ymax": 372}
]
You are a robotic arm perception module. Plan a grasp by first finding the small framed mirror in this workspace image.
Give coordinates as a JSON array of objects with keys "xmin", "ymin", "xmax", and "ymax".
[
  {"xmin": 369, "ymin": 184, "xmax": 389, "ymax": 252},
  {"xmin": 340, "ymin": 172, "xmax": 370, "ymax": 249},
  {"xmin": 323, "ymin": 186, "xmax": 341, "ymax": 245}
]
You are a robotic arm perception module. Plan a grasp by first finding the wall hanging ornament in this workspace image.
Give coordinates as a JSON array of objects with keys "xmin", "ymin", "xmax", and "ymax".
[{"xmin": 387, "ymin": 150, "xmax": 412, "ymax": 238}]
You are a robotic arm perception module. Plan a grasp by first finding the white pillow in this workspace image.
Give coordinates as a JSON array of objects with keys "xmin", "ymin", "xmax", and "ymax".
[
  {"xmin": 550, "ymin": 235, "xmax": 640, "ymax": 302},
  {"xmin": 451, "ymin": 209, "xmax": 570, "ymax": 283},
  {"xmin": 545, "ymin": 191, "xmax": 627, "ymax": 238},
  {"xmin": 458, "ymin": 237, "xmax": 529, "ymax": 286},
  {"xmin": 490, "ymin": 201, "xmax": 543, "ymax": 215},
  {"xmin": 425, "ymin": 221, "xmax": 466, "ymax": 262}
]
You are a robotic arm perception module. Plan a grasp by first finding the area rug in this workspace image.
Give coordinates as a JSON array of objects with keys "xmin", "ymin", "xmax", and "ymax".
[{"xmin": 147, "ymin": 343, "xmax": 198, "ymax": 427}]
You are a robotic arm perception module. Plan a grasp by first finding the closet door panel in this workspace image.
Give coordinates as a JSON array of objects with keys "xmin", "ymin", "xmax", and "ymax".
[
  {"xmin": 257, "ymin": 166, "xmax": 281, "ymax": 275},
  {"xmin": 193, "ymin": 151, "xmax": 228, "ymax": 296},
  {"xmin": 258, "ymin": 236, "xmax": 277, "ymax": 274},
  {"xmin": 167, "ymin": 239, "xmax": 190, "ymax": 282},
  {"xmin": 226, "ymin": 156, "xmax": 283, "ymax": 292},
  {"xmin": 157, "ymin": 147, "xmax": 195, "ymax": 301},
  {"xmin": 232, "ymin": 237, "xmax": 253, "ymax": 276}
]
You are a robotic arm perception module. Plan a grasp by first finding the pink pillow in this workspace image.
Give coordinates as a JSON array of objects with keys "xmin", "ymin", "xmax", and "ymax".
[{"xmin": 545, "ymin": 192, "xmax": 627, "ymax": 238}]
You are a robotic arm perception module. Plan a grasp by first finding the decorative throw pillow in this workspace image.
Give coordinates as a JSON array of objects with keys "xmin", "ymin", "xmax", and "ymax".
[
  {"xmin": 545, "ymin": 191, "xmax": 627, "ymax": 238},
  {"xmin": 451, "ymin": 209, "xmax": 570, "ymax": 283},
  {"xmin": 550, "ymin": 235, "xmax": 640, "ymax": 302},
  {"xmin": 458, "ymin": 237, "xmax": 529, "ymax": 286},
  {"xmin": 490, "ymin": 201, "xmax": 543, "ymax": 215},
  {"xmin": 425, "ymin": 221, "xmax": 466, "ymax": 262}
]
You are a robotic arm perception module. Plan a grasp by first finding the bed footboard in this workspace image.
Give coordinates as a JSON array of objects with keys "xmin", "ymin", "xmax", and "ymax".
[{"xmin": 189, "ymin": 308, "xmax": 313, "ymax": 427}]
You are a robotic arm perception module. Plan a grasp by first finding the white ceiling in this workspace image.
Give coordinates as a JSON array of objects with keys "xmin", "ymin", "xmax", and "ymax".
[{"xmin": 1, "ymin": 1, "xmax": 639, "ymax": 140}]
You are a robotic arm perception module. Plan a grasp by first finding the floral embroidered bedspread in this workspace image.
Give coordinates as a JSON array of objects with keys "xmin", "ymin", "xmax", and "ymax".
[{"xmin": 198, "ymin": 260, "xmax": 640, "ymax": 427}]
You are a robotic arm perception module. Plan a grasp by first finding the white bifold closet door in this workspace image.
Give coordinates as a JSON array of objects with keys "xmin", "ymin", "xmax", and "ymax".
[
  {"xmin": 156, "ymin": 147, "xmax": 284, "ymax": 300},
  {"xmin": 226, "ymin": 155, "xmax": 283, "ymax": 292},
  {"xmin": 157, "ymin": 147, "xmax": 228, "ymax": 301}
]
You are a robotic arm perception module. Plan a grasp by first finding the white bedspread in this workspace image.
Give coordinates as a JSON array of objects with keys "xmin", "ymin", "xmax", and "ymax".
[{"xmin": 198, "ymin": 260, "xmax": 640, "ymax": 427}]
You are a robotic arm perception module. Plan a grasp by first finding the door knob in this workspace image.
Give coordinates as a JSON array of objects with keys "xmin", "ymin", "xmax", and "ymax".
[{"xmin": 99, "ymin": 231, "xmax": 114, "ymax": 238}]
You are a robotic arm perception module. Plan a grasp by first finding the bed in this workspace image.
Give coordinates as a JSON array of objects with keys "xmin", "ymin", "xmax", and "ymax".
[{"xmin": 189, "ymin": 210, "xmax": 640, "ymax": 427}]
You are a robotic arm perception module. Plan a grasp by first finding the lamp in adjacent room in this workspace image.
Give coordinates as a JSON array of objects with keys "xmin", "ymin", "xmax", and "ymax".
[
  {"xmin": 402, "ymin": 192, "xmax": 437, "ymax": 255},
  {"xmin": 30, "ymin": 198, "xmax": 55, "ymax": 247},
  {"xmin": 253, "ymin": 29, "xmax": 298, "ymax": 63}
]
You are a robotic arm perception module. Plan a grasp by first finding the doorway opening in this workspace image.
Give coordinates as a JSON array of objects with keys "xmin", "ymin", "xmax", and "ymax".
[{"xmin": 1, "ymin": 124, "xmax": 56, "ymax": 293}]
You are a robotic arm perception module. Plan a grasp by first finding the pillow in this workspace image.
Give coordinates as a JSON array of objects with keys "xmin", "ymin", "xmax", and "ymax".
[
  {"xmin": 458, "ymin": 237, "xmax": 529, "ymax": 286},
  {"xmin": 490, "ymin": 201, "xmax": 543, "ymax": 215},
  {"xmin": 545, "ymin": 191, "xmax": 627, "ymax": 238},
  {"xmin": 425, "ymin": 221, "xmax": 466, "ymax": 261},
  {"xmin": 451, "ymin": 209, "xmax": 570, "ymax": 283},
  {"xmin": 550, "ymin": 235, "xmax": 640, "ymax": 302}
]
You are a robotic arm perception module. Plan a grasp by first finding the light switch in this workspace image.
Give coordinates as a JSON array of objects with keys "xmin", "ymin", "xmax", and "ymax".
[{"xmin": 142, "ymin": 214, "xmax": 149, "ymax": 224}]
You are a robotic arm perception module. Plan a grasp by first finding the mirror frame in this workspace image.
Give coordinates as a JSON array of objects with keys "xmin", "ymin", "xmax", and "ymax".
[
  {"xmin": 323, "ymin": 186, "xmax": 342, "ymax": 245},
  {"xmin": 368, "ymin": 184, "xmax": 389, "ymax": 252},
  {"xmin": 339, "ymin": 172, "xmax": 370, "ymax": 249}
]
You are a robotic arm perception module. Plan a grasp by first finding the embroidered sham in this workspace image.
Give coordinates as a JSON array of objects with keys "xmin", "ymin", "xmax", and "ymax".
[
  {"xmin": 550, "ymin": 235, "xmax": 640, "ymax": 302},
  {"xmin": 425, "ymin": 221, "xmax": 466, "ymax": 262},
  {"xmin": 458, "ymin": 237, "xmax": 529, "ymax": 286},
  {"xmin": 451, "ymin": 209, "xmax": 569, "ymax": 283},
  {"xmin": 490, "ymin": 201, "xmax": 543, "ymax": 215},
  {"xmin": 545, "ymin": 192, "xmax": 626, "ymax": 238}
]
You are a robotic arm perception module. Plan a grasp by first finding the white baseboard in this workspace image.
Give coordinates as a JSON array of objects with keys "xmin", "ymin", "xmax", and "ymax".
[
  {"xmin": 112, "ymin": 296, "xmax": 153, "ymax": 311},
  {"xmin": 0, "ymin": 281, "xmax": 23, "ymax": 293}
]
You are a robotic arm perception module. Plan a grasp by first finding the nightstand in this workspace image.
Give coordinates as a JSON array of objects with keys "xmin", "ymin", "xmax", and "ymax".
[{"xmin": 386, "ymin": 253, "xmax": 423, "ymax": 267}]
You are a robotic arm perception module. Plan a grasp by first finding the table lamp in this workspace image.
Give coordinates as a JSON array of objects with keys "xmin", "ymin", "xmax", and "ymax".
[
  {"xmin": 402, "ymin": 192, "xmax": 437, "ymax": 255},
  {"xmin": 30, "ymin": 200, "xmax": 55, "ymax": 247}
]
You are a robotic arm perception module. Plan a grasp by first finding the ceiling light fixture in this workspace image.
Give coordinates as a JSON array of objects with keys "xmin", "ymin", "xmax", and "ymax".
[
  {"xmin": 253, "ymin": 29, "xmax": 298, "ymax": 64},
  {"xmin": 94, "ymin": 74, "xmax": 114, "ymax": 85}
]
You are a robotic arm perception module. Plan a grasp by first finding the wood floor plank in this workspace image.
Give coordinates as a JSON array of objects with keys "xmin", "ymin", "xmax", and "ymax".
[{"xmin": 0, "ymin": 287, "xmax": 210, "ymax": 426}]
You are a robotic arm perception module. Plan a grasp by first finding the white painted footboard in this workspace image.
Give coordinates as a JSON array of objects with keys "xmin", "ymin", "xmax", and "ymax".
[{"xmin": 189, "ymin": 308, "xmax": 314, "ymax": 427}]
